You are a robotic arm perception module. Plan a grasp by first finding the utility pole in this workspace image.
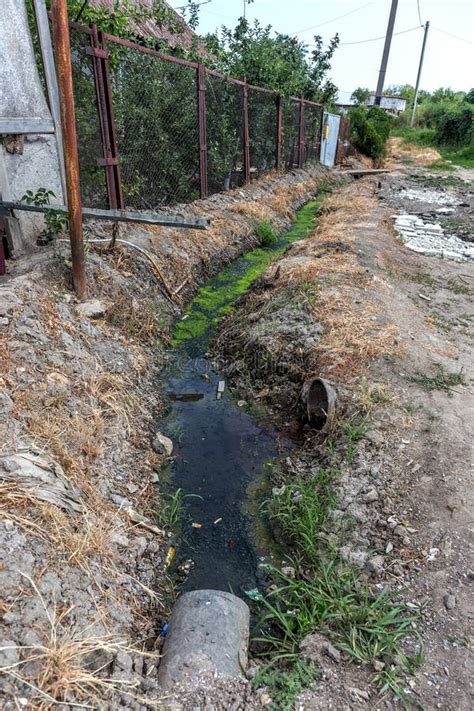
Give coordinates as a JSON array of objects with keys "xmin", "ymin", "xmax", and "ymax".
[
  {"xmin": 374, "ymin": 0, "xmax": 398, "ymax": 105},
  {"xmin": 50, "ymin": 0, "xmax": 87, "ymax": 299},
  {"xmin": 410, "ymin": 21, "xmax": 430, "ymax": 126}
]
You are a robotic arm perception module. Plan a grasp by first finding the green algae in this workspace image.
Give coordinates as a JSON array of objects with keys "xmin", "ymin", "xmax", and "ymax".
[{"xmin": 172, "ymin": 194, "xmax": 327, "ymax": 354}]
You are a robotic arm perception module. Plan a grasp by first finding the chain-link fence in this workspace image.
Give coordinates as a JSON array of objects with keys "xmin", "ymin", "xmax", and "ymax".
[
  {"xmin": 70, "ymin": 27, "xmax": 108, "ymax": 208},
  {"xmin": 69, "ymin": 23, "xmax": 326, "ymax": 211},
  {"xmin": 206, "ymin": 72, "xmax": 245, "ymax": 195}
]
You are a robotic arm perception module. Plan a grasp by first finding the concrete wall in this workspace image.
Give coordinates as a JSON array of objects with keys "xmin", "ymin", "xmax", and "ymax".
[{"xmin": 0, "ymin": 0, "xmax": 63, "ymax": 255}]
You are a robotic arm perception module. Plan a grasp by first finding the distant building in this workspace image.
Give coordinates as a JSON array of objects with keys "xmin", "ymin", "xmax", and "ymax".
[{"xmin": 365, "ymin": 94, "xmax": 407, "ymax": 114}]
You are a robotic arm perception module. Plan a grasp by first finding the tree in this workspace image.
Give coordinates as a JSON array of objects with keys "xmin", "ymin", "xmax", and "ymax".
[
  {"xmin": 203, "ymin": 18, "xmax": 339, "ymax": 103},
  {"xmin": 350, "ymin": 87, "xmax": 370, "ymax": 105}
]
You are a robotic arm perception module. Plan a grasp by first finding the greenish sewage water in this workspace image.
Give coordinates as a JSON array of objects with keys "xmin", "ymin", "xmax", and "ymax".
[{"xmin": 162, "ymin": 196, "xmax": 324, "ymax": 595}]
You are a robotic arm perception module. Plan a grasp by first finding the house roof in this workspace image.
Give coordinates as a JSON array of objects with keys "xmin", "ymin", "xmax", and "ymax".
[{"xmin": 89, "ymin": 0, "xmax": 196, "ymax": 49}]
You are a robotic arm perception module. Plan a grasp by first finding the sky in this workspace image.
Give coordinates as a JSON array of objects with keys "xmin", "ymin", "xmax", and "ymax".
[{"xmin": 171, "ymin": 0, "xmax": 474, "ymax": 102}]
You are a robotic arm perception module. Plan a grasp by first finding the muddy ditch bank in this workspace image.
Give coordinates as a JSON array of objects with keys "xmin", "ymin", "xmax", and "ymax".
[{"xmin": 1, "ymin": 166, "xmax": 341, "ymax": 708}]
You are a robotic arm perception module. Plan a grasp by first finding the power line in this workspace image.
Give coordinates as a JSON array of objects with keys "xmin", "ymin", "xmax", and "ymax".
[
  {"xmin": 290, "ymin": 1, "xmax": 377, "ymax": 35},
  {"xmin": 338, "ymin": 24, "xmax": 422, "ymax": 46},
  {"xmin": 416, "ymin": 0, "xmax": 423, "ymax": 26},
  {"xmin": 431, "ymin": 25, "xmax": 472, "ymax": 44}
]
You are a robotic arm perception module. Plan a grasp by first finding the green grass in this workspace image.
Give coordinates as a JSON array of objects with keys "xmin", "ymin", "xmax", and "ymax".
[
  {"xmin": 254, "ymin": 218, "xmax": 278, "ymax": 246},
  {"xmin": 446, "ymin": 277, "xmax": 470, "ymax": 295},
  {"xmin": 254, "ymin": 470, "xmax": 424, "ymax": 704},
  {"xmin": 171, "ymin": 193, "xmax": 328, "ymax": 353},
  {"xmin": 343, "ymin": 417, "xmax": 369, "ymax": 464},
  {"xmin": 409, "ymin": 366, "xmax": 465, "ymax": 393},
  {"xmin": 265, "ymin": 471, "xmax": 336, "ymax": 566},
  {"xmin": 253, "ymin": 659, "xmax": 319, "ymax": 710},
  {"xmin": 391, "ymin": 127, "xmax": 474, "ymax": 168},
  {"xmin": 150, "ymin": 487, "xmax": 202, "ymax": 530}
]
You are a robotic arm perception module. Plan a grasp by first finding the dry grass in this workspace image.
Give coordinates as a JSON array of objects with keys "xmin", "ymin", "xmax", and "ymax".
[
  {"xmin": 1, "ymin": 573, "xmax": 161, "ymax": 709},
  {"xmin": 230, "ymin": 202, "xmax": 273, "ymax": 221},
  {"xmin": 386, "ymin": 137, "xmax": 441, "ymax": 167},
  {"xmin": 355, "ymin": 378, "xmax": 398, "ymax": 413}
]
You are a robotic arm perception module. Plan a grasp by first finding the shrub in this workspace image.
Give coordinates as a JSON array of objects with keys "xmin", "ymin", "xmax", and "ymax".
[
  {"xmin": 254, "ymin": 218, "xmax": 278, "ymax": 246},
  {"xmin": 348, "ymin": 106, "xmax": 386, "ymax": 159}
]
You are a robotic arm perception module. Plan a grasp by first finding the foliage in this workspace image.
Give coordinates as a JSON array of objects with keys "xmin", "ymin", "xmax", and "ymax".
[
  {"xmin": 253, "ymin": 659, "xmax": 319, "ymax": 710},
  {"xmin": 254, "ymin": 469, "xmax": 424, "ymax": 703},
  {"xmin": 203, "ymin": 18, "xmax": 339, "ymax": 105},
  {"xmin": 254, "ymin": 219, "xmax": 278, "ymax": 246},
  {"xmin": 350, "ymin": 87, "xmax": 370, "ymax": 105},
  {"xmin": 21, "ymin": 188, "xmax": 68, "ymax": 241},
  {"xmin": 408, "ymin": 366, "xmax": 465, "ymax": 394},
  {"xmin": 348, "ymin": 105, "xmax": 391, "ymax": 159}
]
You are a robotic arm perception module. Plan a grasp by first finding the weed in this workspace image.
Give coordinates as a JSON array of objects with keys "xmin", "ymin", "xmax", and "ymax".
[
  {"xmin": 405, "ymin": 271, "xmax": 436, "ymax": 289},
  {"xmin": 446, "ymin": 277, "xmax": 470, "ymax": 295},
  {"xmin": 357, "ymin": 378, "xmax": 396, "ymax": 413},
  {"xmin": 343, "ymin": 417, "xmax": 368, "ymax": 464},
  {"xmin": 21, "ymin": 188, "xmax": 68, "ymax": 242},
  {"xmin": 254, "ymin": 218, "xmax": 279, "ymax": 246},
  {"xmin": 151, "ymin": 488, "xmax": 202, "ymax": 530},
  {"xmin": 427, "ymin": 312, "xmax": 453, "ymax": 333},
  {"xmin": 428, "ymin": 159, "xmax": 456, "ymax": 171},
  {"xmin": 409, "ymin": 366, "xmax": 465, "ymax": 394},
  {"xmin": 253, "ymin": 659, "xmax": 319, "ymax": 710},
  {"xmin": 256, "ymin": 481, "xmax": 423, "ymax": 704},
  {"xmin": 266, "ymin": 472, "xmax": 336, "ymax": 566}
]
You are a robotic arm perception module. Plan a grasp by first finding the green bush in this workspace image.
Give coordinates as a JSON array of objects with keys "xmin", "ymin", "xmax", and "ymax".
[
  {"xmin": 254, "ymin": 218, "xmax": 278, "ymax": 246},
  {"xmin": 348, "ymin": 106, "xmax": 386, "ymax": 159}
]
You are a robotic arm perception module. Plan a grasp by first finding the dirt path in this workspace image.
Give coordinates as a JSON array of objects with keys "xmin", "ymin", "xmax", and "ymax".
[{"xmin": 212, "ymin": 159, "xmax": 473, "ymax": 709}]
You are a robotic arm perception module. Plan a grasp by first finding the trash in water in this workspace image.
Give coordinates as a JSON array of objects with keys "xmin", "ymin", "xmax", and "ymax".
[
  {"xmin": 214, "ymin": 517, "xmax": 223, "ymax": 525},
  {"xmin": 244, "ymin": 588, "xmax": 264, "ymax": 602},
  {"xmin": 192, "ymin": 522, "xmax": 202, "ymax": 529},
  {"xmin": 160, "ymin": 622, "xmax": 170, "ymax": 637},
  {"xmin": 165, "ymin": 546, "xmax": 176, "ymax": 568},
  {"xmin": 216, "ymin": 380, "xmax": 226, "ymax": 400}
]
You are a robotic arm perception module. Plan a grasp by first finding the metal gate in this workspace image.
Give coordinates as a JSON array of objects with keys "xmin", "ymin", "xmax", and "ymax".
[{"xmin": 320, "ymin": 112, "xmax": 341, "ymax": 167}]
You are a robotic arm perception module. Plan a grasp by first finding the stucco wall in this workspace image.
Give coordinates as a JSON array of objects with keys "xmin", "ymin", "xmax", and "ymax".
[{"xmin": 0, "ymin": 0, "xmax": 63, "ymax": 254}]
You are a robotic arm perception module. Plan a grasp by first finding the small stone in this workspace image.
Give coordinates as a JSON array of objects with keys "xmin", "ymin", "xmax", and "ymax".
[
  {"xmin": 0, "ymin": 317, "xmax": 9, "ymax": 326},
  {"xmin": 385, "ymin": 541, "xmax": 393, "ymax": 554},
  {"xmin": 2, "ymin": 459, "xmax": 19, "ymax": 473},
  {"xmin": 281, "ymin": 565, "xmax": 296, "ymax": 579},
  {"xmin": 373, "ymin": 660, "xmax": 385, "ymax": 672},
  {"xmin": 150, "ymin": 472, "xmax": 160, "ymax": 483},
  {"xmin": 394, "ymin": 524, "xmax": 407, "ymax": 538},
  {"xmin": 152, "ymin": 432, "xmax": 173, "ymax": 457},
  {"xmin": 76, "ymin": 299, "xmax": 107, "ymax": 319},
  {"xmin": 443, "ymin": 594, "xmax": 456, "ymax": 610},
  {"xmin": 366, "ymin": 555, "xmax": 384, "ymax": 575},
  {"xmin": 126, "ymin": 482, "xmax": 139, "ymax": 494},
  {"xmin": 361, "ymin": 487, "xmax": 379, "ymax": 503}
]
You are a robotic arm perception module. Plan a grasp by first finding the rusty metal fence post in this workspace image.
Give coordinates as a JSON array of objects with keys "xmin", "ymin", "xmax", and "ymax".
[
  {"xmin": 88, "ymin": 24, "xmax": 124, "ymax": 209},
  {"xmin": 51, "ymin": 0, "xmax": 87, "ymax": 298},
  {"xmin": 298, "ymin": 96, "xmax": 305, "ymax": 168},
  {"xmin": 197, "ymin": 64, "xmax": 208, "ymax": 199},
  {"xmin": 242, "ymin": 79, "xmax": 250, "ymax": 184},
  {"xmin": 275, "ymin": 95, "xmax": 282, "ymax": 171}
]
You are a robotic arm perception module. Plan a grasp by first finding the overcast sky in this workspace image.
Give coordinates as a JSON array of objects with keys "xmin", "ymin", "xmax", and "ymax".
[{"xmin": 173, "ymin": 0, "xmax": 474, "ymax": 101}]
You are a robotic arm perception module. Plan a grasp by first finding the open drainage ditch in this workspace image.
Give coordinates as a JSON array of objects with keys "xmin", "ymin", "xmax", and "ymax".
[{"xmin": 157, "ymin": 195, "xmax": 327, "ymax": 683}]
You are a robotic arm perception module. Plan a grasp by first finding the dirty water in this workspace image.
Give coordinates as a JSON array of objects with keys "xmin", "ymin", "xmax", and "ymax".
[{"xmin": 159, "ymin": 197, "xmax": 325, "ymax": 596}]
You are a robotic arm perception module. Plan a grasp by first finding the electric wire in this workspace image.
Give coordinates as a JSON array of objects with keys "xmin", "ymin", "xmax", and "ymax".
[
  {"xmin": 290, "ymin": 1, "xmax": 377, "ymax": 35},
  {"xmin": 431, "ymin": 25, "xmax": 472, "ymax": 44},
  {"xmin": 416, "ymin": 0, "xmax": 423, "ymax": 27}
]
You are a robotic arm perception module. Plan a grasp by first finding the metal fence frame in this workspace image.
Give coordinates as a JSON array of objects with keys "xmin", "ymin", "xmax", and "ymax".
[{"xmin": 69, "ymin": 21, "xmax": 324, "ymax": 209}]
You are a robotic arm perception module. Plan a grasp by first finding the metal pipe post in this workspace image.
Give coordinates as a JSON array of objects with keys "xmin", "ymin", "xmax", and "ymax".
[
  {"xmin": 374, "ymin": 0, "xmax": 398, "ymax": 105},
  {"xmin": 298, "ymin": 96, "xmax": 305, "ymax": 168},
  {"xmin": 242, "ymin": 80, "xmax": 250, "ymax": 184},
  {"xmin": 51, "ymin": 0, "xmax": 87, "ymax": 298},
  {"xmin": 275, "ymin": 96, "xmax": 282, "ymax": 171},
  {"xmin": 410, "ymin": 21, "xmax": 430, "ymax": 127},
  {"xmin": 197, "ymin": 64, "xmax": 208, "ymax": 198}
]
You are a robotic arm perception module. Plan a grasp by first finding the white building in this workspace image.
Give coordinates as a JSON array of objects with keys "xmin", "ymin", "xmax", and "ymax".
[{"xmin": 365, "ymin": 94, "xmax": 407, "ymax": 114}]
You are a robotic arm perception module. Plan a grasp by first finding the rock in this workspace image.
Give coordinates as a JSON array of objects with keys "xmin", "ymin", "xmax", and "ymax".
[
  {"xmin": 373, "ymin": 660, "xmax": 385, "ymax": 672},
  {"xmin": 0, "ymin": 317, "xmax": 9, "ymax": 327},
  {"xmin": 76, "ymin": 299, "xmax": 107, "ymax": 319},
  {"xmin": 366, "ymin": 555, "xmax": 384, "ymax": 575},
  {"xmin": 443, "ymin": 594, "xmax": 456, "ymax": 610},
  {"xmin": 385, "ymin": 541, "xmax": 393, "ymax": 554},
  {"xmin": 299, "ymin": 632, "xmax": 341, "ymax": 664},
  {"xmin": 126, "ymin": 482, "xmax": 139, "ymax": 494},
  {"xmin": 361, "ymin": 487, "xmax": 378, "ymax": 503},
  {"xmin": 394, "ymin": 524, "xmax": 407, "ymax": 538},
  {"xmin": 152, "ymin": 432, "xmax": 173, "ymax": 457},
  {"xmin": 281, "ymin": 565, "xmax": 296, "ymax": 579},
  {"xmin": 0, "ymin": 640, "xmax": 19, "ymax": 668}
]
